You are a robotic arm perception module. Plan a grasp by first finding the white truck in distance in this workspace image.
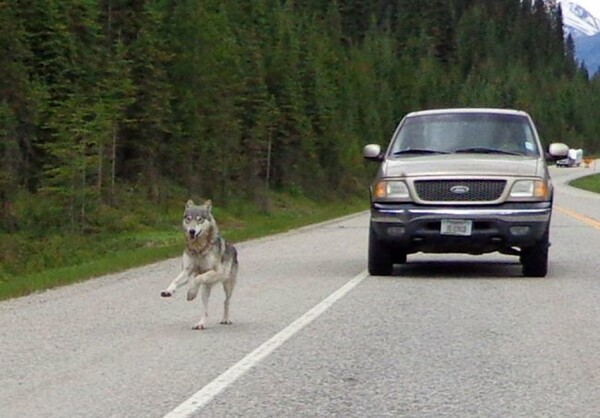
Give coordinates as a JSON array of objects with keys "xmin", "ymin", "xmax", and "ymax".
[{"xmin": 556, "ymin": 148, "xmax": 583, "ymax": 167}]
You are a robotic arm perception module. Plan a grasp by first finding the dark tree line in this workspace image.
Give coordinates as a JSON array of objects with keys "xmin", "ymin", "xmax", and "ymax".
[{"xmin": 1, "ymin": 0, "xmax": 599, "ymax": 235}]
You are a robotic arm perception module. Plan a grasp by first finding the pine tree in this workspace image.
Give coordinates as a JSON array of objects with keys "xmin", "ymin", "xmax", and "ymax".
[
  {"xmin": 19, "ymin": 0, "xmax": 108, "ymax": 232},
  {"xmin": 120, "ymin": 0, "xmax": 173, "ymax": 202},
  {"xmin": 167, "ymin": 0, "xmax": 243, "ymax": 201},
  {"xmin": 0, "ymin": 1, "xmax": 32, "ymax": 230}
]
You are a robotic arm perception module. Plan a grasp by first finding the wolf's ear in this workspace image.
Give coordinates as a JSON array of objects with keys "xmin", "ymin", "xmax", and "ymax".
[
  {"xmin": 203, "ymin": 199, "xmax": 212, "ymax": 213},
  {"xmin": 185, "ymin": 199, "xmax": 195, "ymax": 209}
]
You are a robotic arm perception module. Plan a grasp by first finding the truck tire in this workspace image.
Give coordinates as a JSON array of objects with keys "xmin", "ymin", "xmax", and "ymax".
[
  {"xmin": 393, "ymin": 245, "xmax": 407, "ymax": 264},
  {"xmin": 368, "ymin": 225, "xmax": 393, "ymax": 276},
  {"xmin": 520, "ymin": 228, "xmax": 549, "ymax": 277}
]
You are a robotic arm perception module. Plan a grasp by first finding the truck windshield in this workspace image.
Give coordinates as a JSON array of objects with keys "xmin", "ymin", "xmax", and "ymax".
[{"xmin": 390, "ymin": 113, "xmax": 540, "ymax": 157}]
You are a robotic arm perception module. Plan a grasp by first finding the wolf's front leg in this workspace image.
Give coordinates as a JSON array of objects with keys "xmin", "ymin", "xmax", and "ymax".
[
  {"xmin": 160, "ymin": 270, "xmax": 190, "ymax": 297},
  {"xmin": 186, "ymin": 270, "xmax": 219, "ymax": 301},
  {"xmin": 192, "ymin": 283, "xmax": 213, "ymax": 330}
]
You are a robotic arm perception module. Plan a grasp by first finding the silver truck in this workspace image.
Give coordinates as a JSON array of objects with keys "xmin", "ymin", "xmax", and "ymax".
[{"xmin": 363, "ymin": 108, "xmax": 568, "ymax": 277}]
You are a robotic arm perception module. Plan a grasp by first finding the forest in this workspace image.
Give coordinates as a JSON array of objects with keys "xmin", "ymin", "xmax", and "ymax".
[{"xmin": 1, "ymin": 0, "xmax": 599, "ymax": 280}]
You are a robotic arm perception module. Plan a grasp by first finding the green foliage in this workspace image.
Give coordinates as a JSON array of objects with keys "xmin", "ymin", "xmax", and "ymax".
[
  {"xmin": 2, "ymin": 0, "xmax": 600, "ymax": 285},
  {"xmin": 570, "ymin": 173, "xmax": 600, "ymax": 194},
  {"xmin": 0, "ymin": 191, "xmax": 367, "ymax": 300}
]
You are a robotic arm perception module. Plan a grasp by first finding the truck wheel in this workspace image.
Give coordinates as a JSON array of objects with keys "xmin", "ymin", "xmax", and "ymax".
[
  {"xmin": 368, "ymin": 226, "xmax": 393, "ymax": 276},
  {"xmin": 393, "ymin": 245, "xmax": 407, "ymax": 264},
  {"xmin": 520, "ymin": 228, "xmax": 549, "ymax": 277}
]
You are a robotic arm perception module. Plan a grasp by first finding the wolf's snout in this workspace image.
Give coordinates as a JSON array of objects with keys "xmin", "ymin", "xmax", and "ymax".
[{"xmin": 188, "ymin": 229, "xmax": 196, "ymax": 239}]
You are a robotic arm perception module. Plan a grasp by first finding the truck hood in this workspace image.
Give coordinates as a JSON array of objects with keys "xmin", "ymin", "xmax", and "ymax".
[{"xmin": 381, "ymin": 154, "xmax": 543, "ymax": 178}]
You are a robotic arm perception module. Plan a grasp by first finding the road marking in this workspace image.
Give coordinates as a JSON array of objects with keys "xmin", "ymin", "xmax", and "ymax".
[
  {"xmin": 555, "ymin": 206, "xmax": 600, "ymax": 230},
  {"xmin": 163, "ymin": 270, "xmax": 370, "ymax": 418}
]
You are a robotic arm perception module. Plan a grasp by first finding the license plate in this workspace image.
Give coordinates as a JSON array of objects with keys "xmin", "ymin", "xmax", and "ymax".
[{"xmin": 441, "ymin": 219, "xmax": 472, "ymax": 236}]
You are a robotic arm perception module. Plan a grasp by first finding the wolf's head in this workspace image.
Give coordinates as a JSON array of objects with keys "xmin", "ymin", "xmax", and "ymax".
[{"xmin": 182, "ymin": 199, "xmax": 215, "ymax": 240}]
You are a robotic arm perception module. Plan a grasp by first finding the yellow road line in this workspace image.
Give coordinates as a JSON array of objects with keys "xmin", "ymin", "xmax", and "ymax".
[{"xmin": 555, "ymin": 205, "xmax": 600, "ymax": 230}]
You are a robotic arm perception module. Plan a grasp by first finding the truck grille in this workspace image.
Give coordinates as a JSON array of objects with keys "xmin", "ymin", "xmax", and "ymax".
[{"xmin": 414, "ymin": 179, "xmax": 506, "ymax": 202}]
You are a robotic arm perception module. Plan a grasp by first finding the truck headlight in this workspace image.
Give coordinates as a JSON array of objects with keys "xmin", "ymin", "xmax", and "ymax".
[
  {"xmin": 509, "ymin": 180, "xmax": 549, "ymax": 199},
  {"xmin": 373, "ymin": 180, "xmax": 410, "ymax": 200}
]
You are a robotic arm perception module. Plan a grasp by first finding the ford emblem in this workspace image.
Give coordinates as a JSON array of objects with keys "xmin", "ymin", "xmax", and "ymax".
[{"xmin": 450, "ymin": 185, "xmax": 469, "ymax": 194}]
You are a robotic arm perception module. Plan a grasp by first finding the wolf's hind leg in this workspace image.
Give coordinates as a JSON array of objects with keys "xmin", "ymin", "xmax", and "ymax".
[
  {"xmin": 192, "ymin": 284, "xmax": 213, "ymax": 330},
  {"xmin": 220, "ymin": 266, "xmax": 237, "ymax": 325}
]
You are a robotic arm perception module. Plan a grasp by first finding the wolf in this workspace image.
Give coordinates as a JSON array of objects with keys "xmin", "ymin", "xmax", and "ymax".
[{"xmin": 160, "ymin": 199, "xmax": 238, "ymax": 330}]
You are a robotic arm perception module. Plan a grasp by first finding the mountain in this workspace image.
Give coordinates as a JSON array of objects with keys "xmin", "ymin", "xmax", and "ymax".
[
  {"xmin": 557, "ymin": 0, "xmax": 600, "ymax": 74},
  {"xmin": 559, "ymin": 0, "xmax": 600, "ymax": 38},
  {"xmin": 574, "ymin": 32, "xmax": 600, "ymax": 74}
]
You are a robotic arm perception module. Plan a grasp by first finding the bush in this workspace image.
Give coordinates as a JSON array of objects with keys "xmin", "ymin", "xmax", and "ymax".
[{"xmin": 11, "ymin": 191, "xmax": 69, "ymax": 235}]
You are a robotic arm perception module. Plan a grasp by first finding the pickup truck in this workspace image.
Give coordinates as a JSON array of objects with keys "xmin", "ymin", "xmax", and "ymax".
[{"xmin": 363, "ymin": 108, "xmax": 568, "ymax": 277}]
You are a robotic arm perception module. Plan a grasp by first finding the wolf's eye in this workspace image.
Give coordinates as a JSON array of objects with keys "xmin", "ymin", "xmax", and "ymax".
[
  {"xmin": 184, "ymin": 216, "xmax": 192, "ymax": 222},
  {"xmin": 196, "ymin": 216, "xmax": 205, "ymax": 222}
]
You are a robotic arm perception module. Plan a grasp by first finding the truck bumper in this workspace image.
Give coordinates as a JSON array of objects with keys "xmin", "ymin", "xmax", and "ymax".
[{"xmin": 370, "ymin": 202, "xmax": 552, "ymax": 254}]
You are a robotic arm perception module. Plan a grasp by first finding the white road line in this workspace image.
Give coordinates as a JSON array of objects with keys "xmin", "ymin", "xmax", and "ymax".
[{"xmin": 163, "ymin": 270, "xmax": 369, "ymax": 418}]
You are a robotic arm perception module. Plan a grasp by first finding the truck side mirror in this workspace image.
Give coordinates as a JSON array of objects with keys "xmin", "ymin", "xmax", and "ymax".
[
  {"xmin": 547, "ymin": 143, "xmax": 569, "ymax": 160},
  {"xmin": 363, "ymin": 144, "xmax": 383, "ymax": 162}
]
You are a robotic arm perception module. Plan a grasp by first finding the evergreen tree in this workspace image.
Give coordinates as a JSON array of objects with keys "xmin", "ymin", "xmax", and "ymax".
[
  {"xmin": 167, "ymin": 0, "xmax": 243, "ymax": 201},
  {"xmin": 19, "ymin": 0, "xmax": 107, "ymax": 231},
  {"xmin": 0, "ymin": 0, "xmax": 598, "ymax": 240},
  {"xmin": 0, "ymin": 1, "xmax": 32, "ymax": 230},
  {"xmin": 121, "ymin": 0, "xmax": 173, "ymax": 202}
]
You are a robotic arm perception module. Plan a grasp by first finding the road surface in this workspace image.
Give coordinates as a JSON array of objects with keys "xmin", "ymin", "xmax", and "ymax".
[{"xmin": 1, "ymin": 164, "xmax": 600, "ymax": 417}]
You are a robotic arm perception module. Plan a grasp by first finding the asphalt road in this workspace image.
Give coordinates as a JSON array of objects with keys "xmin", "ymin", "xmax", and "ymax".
[{"xmin": 1, "ymin": 163, "xmax": 600, "ymax": 418}]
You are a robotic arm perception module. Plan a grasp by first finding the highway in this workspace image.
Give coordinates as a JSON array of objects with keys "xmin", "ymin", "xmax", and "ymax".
[{"xmin": 1, "ymin": 163, "xmax": 600, "ymax": 417}]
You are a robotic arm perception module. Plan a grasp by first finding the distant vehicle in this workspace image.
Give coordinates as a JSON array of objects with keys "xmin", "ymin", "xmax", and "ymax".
[
  {"xmin": 556, "ymin": 148, "xmax": 583, "ymax": 167},
  {"xmin": 363, "ymin": 108, "xmax": 568, "ymax": 277}
]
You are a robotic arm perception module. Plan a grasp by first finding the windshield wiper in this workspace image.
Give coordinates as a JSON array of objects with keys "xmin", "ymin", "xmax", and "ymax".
[
  {"xmin": 454, "ymin": 147, "xmax": 520, "ymax": 156},
  {"xmin": 392, "ymin": 149, "xmax": 449, "ymax": 155}
]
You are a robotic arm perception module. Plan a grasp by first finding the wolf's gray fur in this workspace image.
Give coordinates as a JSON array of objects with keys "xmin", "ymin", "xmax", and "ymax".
[{"xmin": 160, "ymin": 199, "xmax": 238, "ymax": 330}]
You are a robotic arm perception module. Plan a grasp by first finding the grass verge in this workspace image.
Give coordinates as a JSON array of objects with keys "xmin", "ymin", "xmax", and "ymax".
[
  {"xmin": 0, "ymin": 194, "xmax": 368, "ymax": 301},
  {"xmin": 570, "ymin": 173, "xmax": 600, "ymax": 193}
]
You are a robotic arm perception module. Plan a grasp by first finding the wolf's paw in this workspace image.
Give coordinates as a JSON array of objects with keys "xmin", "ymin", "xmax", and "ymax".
[
  {"xmin": 160, "ymin": 290, "xmax": 174, "ymax": 297},
  {"xmin": 186, "ymin": 288, "xmax": 198, "ymax": 301},
  {"xmin": 220, "ymin": 320, "xmax": 232, "ymax": 325},
  {"xmin": 192, "ymin": 323, "xmax": 205, "ymax": 330}
]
